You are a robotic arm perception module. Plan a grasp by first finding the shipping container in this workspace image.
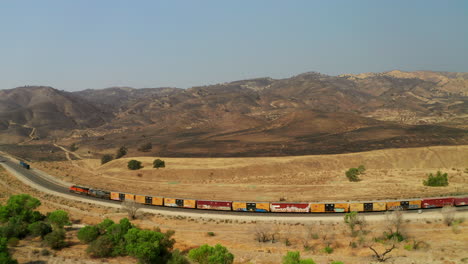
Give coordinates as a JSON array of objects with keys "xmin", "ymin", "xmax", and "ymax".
[
  {"xmin": 270, "ymin": 202, "xmax": 310, "ymax": 213},
  {"xmin": 164, "ymin": 198, "xmax": 196, "ymax": 208},
  {"xmin": 421, "ymin": 197, "xmax": 455, "ymax": 208},
  {"xmin": 387, "ymin": 200, "xmax": 421, "ymax": 210},
  {"xmin": 454, "ymin": 197, "xmax": 468, "ymax": 206},
  {"xmin": 197, "ymin": 200, "xmax": 232, "ymax": 211},
  {"xmin": 232, "ymin": 202, "xmax": 270, "ymax": 212}
]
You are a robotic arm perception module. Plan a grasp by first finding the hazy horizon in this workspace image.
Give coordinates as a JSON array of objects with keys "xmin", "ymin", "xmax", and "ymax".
[{"xmin": 1, "ymin": 0, "xmax": 467, "ymax": 91}]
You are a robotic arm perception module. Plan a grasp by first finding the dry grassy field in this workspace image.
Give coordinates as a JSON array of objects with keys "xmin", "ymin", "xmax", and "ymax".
[{"xmin": 33, "ymin": 145, "xmax": 468, "ymax": 202}]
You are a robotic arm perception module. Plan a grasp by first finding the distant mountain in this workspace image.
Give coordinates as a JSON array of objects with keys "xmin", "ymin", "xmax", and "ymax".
[
  {"xmin": 0, "ymin": 86, "xmax": 112, "ymax": 143},
  {"xmin": 1, "ymin": 70, "xmax": 467, "ymax": 156}
]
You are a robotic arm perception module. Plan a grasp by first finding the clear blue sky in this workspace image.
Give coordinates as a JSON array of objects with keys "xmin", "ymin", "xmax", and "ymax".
[{"xmin": 1, "ymin": 0, "xmax": 467, "ymax": 91}]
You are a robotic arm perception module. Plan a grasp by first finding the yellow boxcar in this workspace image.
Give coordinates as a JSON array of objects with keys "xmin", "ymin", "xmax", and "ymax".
[
  {"xmin": 110, "ymin": 192, "xmax": 120, "ymax": 201},
  {"xmin": 134, "ymin": 195, "xmax": 146, "ymax": 204},
  {"xmin": 350, "ymin": 203, "xmax": 364, "ymax": 212},
  {"xmin": 134, "ymin": 195, "xmax": 163, "ymax": 206},
  {"xmin": 387, "ymin": 200, "xmax": 421, "ymax": 210},
  {"xmin": 310, "ymin": 203, "xmax": 325, "ymax": 213},
  {"xmin": 232, "ymin": 202, "xmax": 270, "ymax": 212},
  {"xmin": 334, "ymin": 203, "xmax": 349, "ymax": 213},
  {"xmin": 372, "ymin": 202, "xmax": 387, "ymax": 211},
  {"xmin": 164, "ymin": 198, "xmax": 196, "ymax": 208},
  {"xmin": 152, "ymin": 197, "xmax": 164, "ymax": 206},
  {"xmin": 125, "ymin": 193, "xmax": 135, "ymax": 200}
]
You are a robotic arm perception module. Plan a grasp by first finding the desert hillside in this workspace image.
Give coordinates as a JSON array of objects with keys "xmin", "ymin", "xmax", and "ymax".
[{"xmin": 1, "ymin": 70, "xmax": 467, "ymax": 156}]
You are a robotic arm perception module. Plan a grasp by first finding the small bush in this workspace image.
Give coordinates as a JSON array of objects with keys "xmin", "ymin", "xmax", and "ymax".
[
  {"xmin": 423, "ymin": 171, "xmax": 448, "ymax": 186},
  {"xmin": 323, "ymin": 245, "xmax": 333, "ymax": 254},
  {"xmin": 188, "ymin": 244, "xmax": 234, "ymax": 264},
  {"xmin": 115, "ymin": 146, "xmax": 128, "ymax": 159},
  {"xmin": 44, "ymin": 229, "xmax": 67, "ymax": 249},
  {"xmin": 86, "ymin": 235, "xmax": 114, "ymax": 258},
  {"xmin": 77, "ymin": 226, "xmax": 100, "ymax": 243},
  {"xmin": 153, "ymin": 159, "xmax": 165, "ymax": 169},
  {"xmin": 385, "ymin": 231, "xmax": 405, "ymax": 242},
  {"xmin": 28, "ymin": 222, "xmax": 52, "ymax": 239},
  {"xmin": 168, "ymin": 249, "xmax": 190, "ymax": 264},
  {"xmin": 128, "ymin": 160, "xmax": 142, "ymax": 170},
  {"xmin": 101, "ymin": 154, "xmax": 113, "ymax": 165},
  {"xmin": 330, "ymin": 262, "xmax": 344, "ymax": 264},
  {"xmin": 207, "ymin": 232, "xmax": 215, "ymax": 237},
  {"xmin": 282, "ymin": 251, "xmax": 316, "ymax": 264},
  {"xmin": 41, "ymin": 249, "xmax": 50, "ymax": 256},
  {"xmin": 345, "ymin": 167, "xmax": 362, "ymax": 182}
]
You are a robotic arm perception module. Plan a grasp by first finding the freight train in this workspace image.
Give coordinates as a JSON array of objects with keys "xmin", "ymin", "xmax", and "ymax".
[{"xmin": 69, "ymin": 185, "xmax": 468, "ymax": 213}]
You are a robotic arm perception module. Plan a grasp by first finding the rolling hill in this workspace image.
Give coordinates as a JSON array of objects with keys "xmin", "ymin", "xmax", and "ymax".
[{"xmin": 1, "ymin": 71, "xmax": 467, "ymax": 156}]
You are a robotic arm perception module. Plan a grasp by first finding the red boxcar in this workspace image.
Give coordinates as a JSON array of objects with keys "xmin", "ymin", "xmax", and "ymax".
[
  {"xmin": 270, "ymin": 202, "xmax": 310, "ymax": 213},
  {"xmin": 421, "ymin": 197, "xmax": 455, "ymax": 208},
  {"xmin": 454, "ymin": 197, "xmax": 468, "ymax": 206},
  {"xmin": 69, "ymin": 185, "xmax": 89, "ymax": 195},
  {"xmin": 196, "ymin": 200, "xmax": 232, "ymax": 211}
]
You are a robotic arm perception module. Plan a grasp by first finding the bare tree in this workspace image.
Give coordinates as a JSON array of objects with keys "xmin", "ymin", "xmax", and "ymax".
[
  {"xmin": 253, "ymin": 223, "xmax": 280, "ymax": 243},
  {"xmin": 369, "ymin": 244, "xmax": 396, "ymax": 262},
  {"xmin": 441, "ymin": 206, "xmax": 456, "ymax": 226},
  {"xmin": 385, "ymin": 208, "xmax": 404, "ymax": 234},
  {"xmin": 121, "ymin": 199, "xmax": 142, "ymax": 220}
]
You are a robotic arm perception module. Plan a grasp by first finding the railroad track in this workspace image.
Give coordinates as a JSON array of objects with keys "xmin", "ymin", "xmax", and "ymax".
[{"xmin": 0, "ymin": 153, "xmax": 466, "ymax": 222}]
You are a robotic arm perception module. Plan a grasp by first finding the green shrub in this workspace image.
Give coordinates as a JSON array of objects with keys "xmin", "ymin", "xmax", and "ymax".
[
  {"xmin": 41, "ymin": 249, "xmax": 50, "ymax": 256},
  {"xmin": 101, "ymin": 154, "xmax": 113, "ymax": 165},
  {"xmin": 345, "ymin": 168, "xmax": 360, "ymax": 182},
  {"xmin": 44, "ymin": 229, "xmax": 67, "ymax": 249},
  {"xmin": 128, "ymin": 160, "xmax": 142, "ymax": 170},
  {"xmin": 330, "ymin": 262, "xmax": 344, "ymax": 264},
  {"xmin": 77, "ymin": 225, "xmax": 100, "ymax": 243},
  {"xmin": 28, "ymin": 221, "xmax": 52, "ymax": 239},
  {"xmin": 207, "ymin": 232, "xmax": 215, "ymax": 237},
  {"xmin": 125, "ymin": 228, "xmax": 174, "ymax": 264},
  {"xmin": 115, "ymin": 146, "xmax": 128, "ymax": 159},
  {"xmin": 282, "ymin": 251, "xmax": 316, "ymax": 264},
  {"xmin": 323, "ymin": 245, "xmax": 333, "ymax": 254},
  {"xmin": 96, "ymin": 218, "xmax": 114, "ymax": 234},
  {"xmin": 423, "ymin": 171, "xmax": 448, "ymax": 186},
  {"xmin": 47, "ymin": 210, "xmax": 71, "ymax": 230},
  {"xmin": 188, "ymin": 244, "xmax": 234, "ymax": 264},
  {"xmin": 385, "ymin": 231, "xmax": 405, "ymax": 242},
  {"xmin": 153, "ymin": 159, "xmax": 165, "ymax": 169},
  {"xmin": 87, "ymin": 235, "xmax": 114, "ymax": 257},
  {"xmin": 168, "ymin": 249, "xmax": 190, "ymax": 264}
]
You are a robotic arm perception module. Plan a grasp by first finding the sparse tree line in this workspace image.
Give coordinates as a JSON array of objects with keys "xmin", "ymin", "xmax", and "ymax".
[{"xmin": 100, "ymin": 145, "xmax": 166, "ymax": 170}]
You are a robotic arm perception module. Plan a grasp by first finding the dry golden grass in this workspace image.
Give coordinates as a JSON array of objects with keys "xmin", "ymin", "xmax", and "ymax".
[{"xmin": 32, "ymin": 145, "xmax": 468, "ymax": 202}]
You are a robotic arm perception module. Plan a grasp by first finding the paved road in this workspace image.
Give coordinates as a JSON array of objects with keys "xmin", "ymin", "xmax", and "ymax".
[{"xmin": 0, "ymin": 154, "xmax": 466, "ymax": 222}]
